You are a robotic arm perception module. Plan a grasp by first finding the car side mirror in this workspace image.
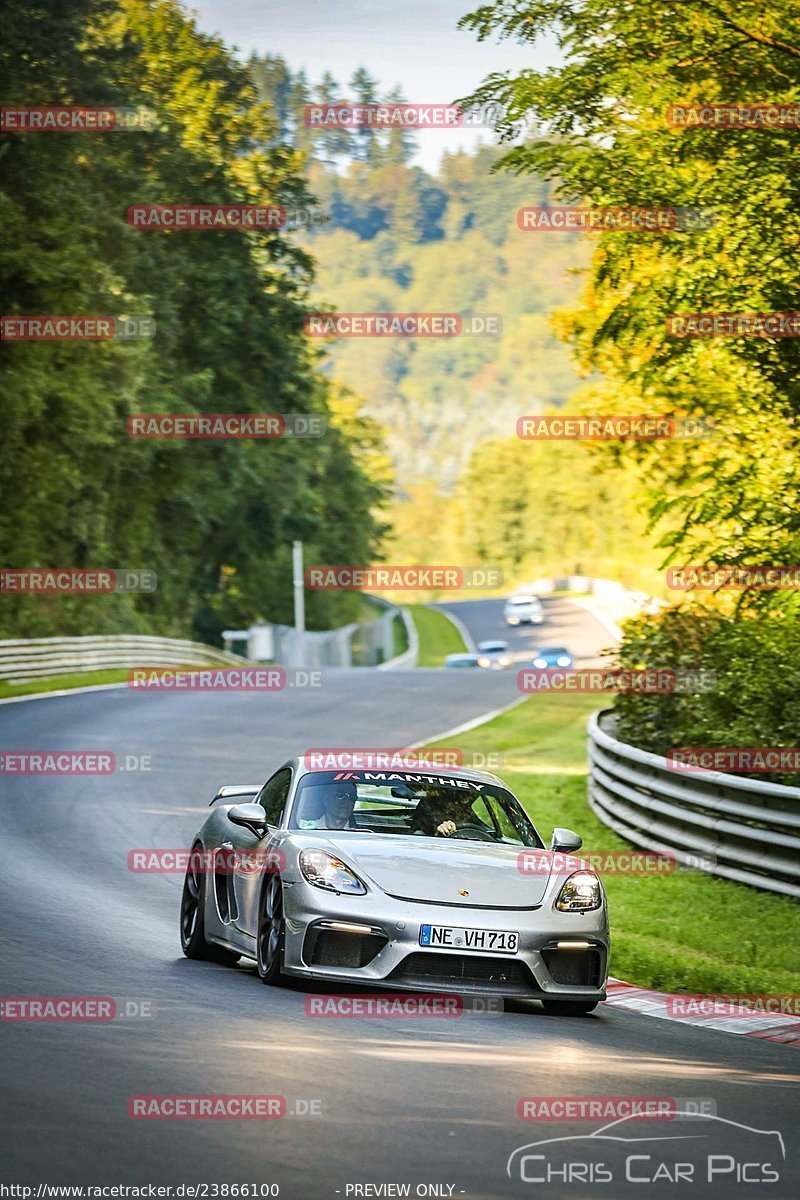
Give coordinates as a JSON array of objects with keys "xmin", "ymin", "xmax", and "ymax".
[
  {"xmin": 227, "ymin": 803, "xmax": 267, "ymax": 836},
  {"xmin": 551, "ymin": 827, "xmax": 582, "ymax": 853}
]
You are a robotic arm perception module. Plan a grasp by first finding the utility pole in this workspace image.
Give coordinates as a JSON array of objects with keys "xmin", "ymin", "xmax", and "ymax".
[{"xmin": 292, "ymin": 540, "xmax": 306, "ymax": 667}]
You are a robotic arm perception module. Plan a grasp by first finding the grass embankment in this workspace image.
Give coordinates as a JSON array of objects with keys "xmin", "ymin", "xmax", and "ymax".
[
  {"xmin": 0, "ymin": 665, "xmax": 229, "ymax": 701},
  {"xmin": 422, "ymin": 691, "xmax": 800, "ymax": 995},
  {"xmin": 406, "ymin": 604, "xmax": 468, "ymax": 667}
]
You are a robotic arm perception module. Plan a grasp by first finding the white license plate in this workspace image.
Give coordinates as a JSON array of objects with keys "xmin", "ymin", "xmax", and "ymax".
[{"xmin": 419, "ymin": 924, "xmax": 519, "ymax": 954}]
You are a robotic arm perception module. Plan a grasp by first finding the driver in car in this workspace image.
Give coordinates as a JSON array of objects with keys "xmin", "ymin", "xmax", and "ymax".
[
  {"xmin": 298, "ymin": 782, "xmax": 358, "ymax": 830},
  {"xmin": 411, "ymin": 789, "xmax": 482, "ymax": 838}
]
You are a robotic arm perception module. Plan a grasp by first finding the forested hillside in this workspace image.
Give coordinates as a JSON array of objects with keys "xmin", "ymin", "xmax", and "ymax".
[{"xmin": 250, "ymin": 57, "xmax": 590, "ymax": 488}]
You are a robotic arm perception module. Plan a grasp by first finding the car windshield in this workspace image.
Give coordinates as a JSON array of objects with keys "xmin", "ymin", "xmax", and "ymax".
[{"xmin": 290, "ymin": 770, "xmax": 544, "ymax": 847}]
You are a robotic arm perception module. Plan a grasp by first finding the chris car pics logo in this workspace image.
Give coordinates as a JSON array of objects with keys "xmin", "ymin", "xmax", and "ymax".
[{"xmin": 507, "ymin": 1112, "xmax": 785, "ymax": 1186}]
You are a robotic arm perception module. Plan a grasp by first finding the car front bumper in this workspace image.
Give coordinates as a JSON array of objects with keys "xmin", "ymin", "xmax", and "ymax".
[{"xmin": 281, "ymin": 879, "xmax": 609, "ymax": 1002}]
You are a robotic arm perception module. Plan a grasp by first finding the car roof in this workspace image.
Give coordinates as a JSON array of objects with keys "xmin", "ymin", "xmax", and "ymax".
[
  {"xmin": 506, "ymin": 594, "xmax": 538, "ymax": 603},
  {"xmin": 536, "ymin": 645, "xmax": 570, "ymax": 654},
  {"xmin": 292, "ymin": 755, "xmax": 506, "ymax": 788},
  {"xmin": 445, "ymin": 652, "xmax": 479, "ymax": 662}
]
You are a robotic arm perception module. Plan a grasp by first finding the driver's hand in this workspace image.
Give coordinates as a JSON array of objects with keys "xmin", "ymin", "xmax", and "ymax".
[{"xmin": 436, "ymin": 820, "xmax": 456, "ymax": 836}]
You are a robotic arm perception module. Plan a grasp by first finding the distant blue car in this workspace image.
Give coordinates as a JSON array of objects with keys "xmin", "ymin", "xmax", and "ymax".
[{"xmin": 531, "ymin": 646, "xmax": 574, "ymax": 669}]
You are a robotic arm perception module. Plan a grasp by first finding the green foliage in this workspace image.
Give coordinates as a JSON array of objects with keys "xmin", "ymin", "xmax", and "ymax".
[
  {"xmin": 380, "ymin": 435, "xmax": 663, "ymax": 595},
  {"xmin": 613, "ymin": 605, "xmax": 800, "ymax": 782},
  {"xmin": 457, "ymin": 432, "xmax": 662, "ymax": 588},
  {"xmin": 460, "ymin": 0, "xmax": 800, "ymax": 567},
  {"xmin": 0, "ymin": 1, "xmax": 387, "ymax": 641},
  {"xmin": 461, "ymin": 1, "xmax": 800, "ymax": 755}
]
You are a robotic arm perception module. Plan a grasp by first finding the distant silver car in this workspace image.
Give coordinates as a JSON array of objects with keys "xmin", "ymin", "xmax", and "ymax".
[
  {"xmin": 180, "ymin": 760, "xmax": 609, "ymax": 1014},
  {"xmin": 504, "ymin": 595, "xmax": 544, "ymax": 626},
  {"xmin": 476, "ymin": 640, "xmax": 512, "ymax": 668},
  {"xmin": 444, "ymin": 653, "xmax": 484, "ymax": 669}
]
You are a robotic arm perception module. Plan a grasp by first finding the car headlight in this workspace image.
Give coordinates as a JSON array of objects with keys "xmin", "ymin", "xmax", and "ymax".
[
  {"xmin": 299, "ymin": 850, "xmax": 366, "ymax": 894},
  {"xmin": 499, "ymin": 655, "xmax": 511, "ymax": 667},
  {"xmin": 555, "ymin": 871, "xmax": 602, "ymax": 912},
  {"xmin": 477, "ymin": 656, "xmax": 492, "ymax": 668},
  {"xmin": 533, "ymin": 658, "xmax": 547, "ymax": 668},
  {"xmin": 556, "ymin": 656, "xmax": 572, "ymax": 667}
]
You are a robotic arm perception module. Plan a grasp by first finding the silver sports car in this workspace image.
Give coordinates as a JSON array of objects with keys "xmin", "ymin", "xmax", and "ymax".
[{"xmin": 180, "ymin": 759, "xmax": 609, "ymax": 1015}]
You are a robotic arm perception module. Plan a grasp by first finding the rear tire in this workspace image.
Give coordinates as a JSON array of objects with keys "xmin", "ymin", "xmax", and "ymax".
[
  {"xmin": 256, "ymin": 875, "xmax": 286, "ymax": 986},
  {"xmin": 541, "ymin": 999, "xmax": 598, "ymax": 1016},
  {"xmin": 180, "ymin": 843, "xmax": 241, "ymax": 964}
]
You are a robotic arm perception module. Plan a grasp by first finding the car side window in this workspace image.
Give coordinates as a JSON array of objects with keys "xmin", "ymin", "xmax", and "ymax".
[{"xmin": 257, "ymin": 769, "xmax": 292, "ymax": 828}]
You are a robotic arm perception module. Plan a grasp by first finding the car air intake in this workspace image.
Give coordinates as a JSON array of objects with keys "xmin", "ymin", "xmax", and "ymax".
[
  {"xmin": 305, "ymin": 928, "xmax": 387, "ymax": 969},
  {"xmin": 391, "ymin": 953, "xmax": 535, "ymax": 996},
  {"xmin": 541, "ymin": 947, "xmax": 602, "ymax": 987}
]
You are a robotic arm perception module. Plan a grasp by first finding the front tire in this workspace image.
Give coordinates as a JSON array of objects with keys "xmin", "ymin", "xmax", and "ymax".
[
  {"xmin": 541, "ymin": 999, "xmax": 598, "ymax": 1016},
  {"xmin": 257, "ymin": 875, "xmax": 286, "ymax": 985},
  {"xmin": 180, "ymin": 843, "xmax": 241, "ymax": 964}
]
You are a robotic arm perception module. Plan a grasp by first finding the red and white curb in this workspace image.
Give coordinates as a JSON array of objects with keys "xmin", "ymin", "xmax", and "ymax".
[{"xmin": 604, "ymin": 979, "xmax": 800, "ymax": 1047}]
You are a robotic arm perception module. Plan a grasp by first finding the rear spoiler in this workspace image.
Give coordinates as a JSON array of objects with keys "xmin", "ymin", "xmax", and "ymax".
[{"xmin": 209, "ymin": 784, "xmax": 261, "ymax": 807}]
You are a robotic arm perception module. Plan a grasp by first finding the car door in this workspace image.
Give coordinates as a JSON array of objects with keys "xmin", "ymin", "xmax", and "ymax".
[{"xmin": 231, "ymin": 767, "xmax": 293, "ymax": 943}]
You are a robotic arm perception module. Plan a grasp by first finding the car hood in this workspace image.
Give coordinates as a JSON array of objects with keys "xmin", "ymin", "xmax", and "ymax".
[{"xmin": 307, "ymin": 835, "xmax": 554, "ymax": 908}]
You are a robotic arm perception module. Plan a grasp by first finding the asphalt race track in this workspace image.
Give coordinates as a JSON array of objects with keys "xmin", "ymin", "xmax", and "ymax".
[
  {"xmin": 434, "ymin": 594, "xmax": 617, "ymax": 666},
  {"xmin": 1, "ymin": 599, "xmax": 798, "ymax": 1199}
]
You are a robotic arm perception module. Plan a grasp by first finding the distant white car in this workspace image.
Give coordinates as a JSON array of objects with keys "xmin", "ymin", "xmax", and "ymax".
[{"xmin": 503, "ymin": 595, "xmax": 544, "ymax": 626}]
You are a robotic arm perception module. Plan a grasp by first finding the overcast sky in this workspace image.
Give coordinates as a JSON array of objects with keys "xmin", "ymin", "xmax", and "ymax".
[{"xmin": 190, "ymin": 0, "xmax": 556, "ymax": 170}]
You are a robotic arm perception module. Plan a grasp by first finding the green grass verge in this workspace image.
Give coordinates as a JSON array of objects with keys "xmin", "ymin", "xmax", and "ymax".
[
  {"xmin": 422, "ymin": 693, "xmax": 800, "ymax": 994},
  {"xmin": 406, "ymin": 604, "xmax": 468, "ymax": 667},
  {"xmin": 0, "ymin": 665, "xmax": 230, "ymax": 700},
  {"xmin": 391, "ymin": 612, "xmax": 409, "ymax": 659}
]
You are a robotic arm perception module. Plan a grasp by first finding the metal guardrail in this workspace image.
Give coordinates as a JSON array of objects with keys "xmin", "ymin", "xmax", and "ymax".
[
  {"xmin": 270, "ymin": 596, "xmax": 409, "ymax": 668},
  {"xmin": 0, "ymin": 600, "xmax": 413, "ymax": 682},
  {"xmin": 377, "ymin": 607, "xmax": 418, "ymax": 670},
  {"xmin": 588, "ymin": 710, "xmax": 800, "ymax": 898},
  {"xmin": 0, "ymin": 635, "xmax": 242, "ymax": 682}
]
